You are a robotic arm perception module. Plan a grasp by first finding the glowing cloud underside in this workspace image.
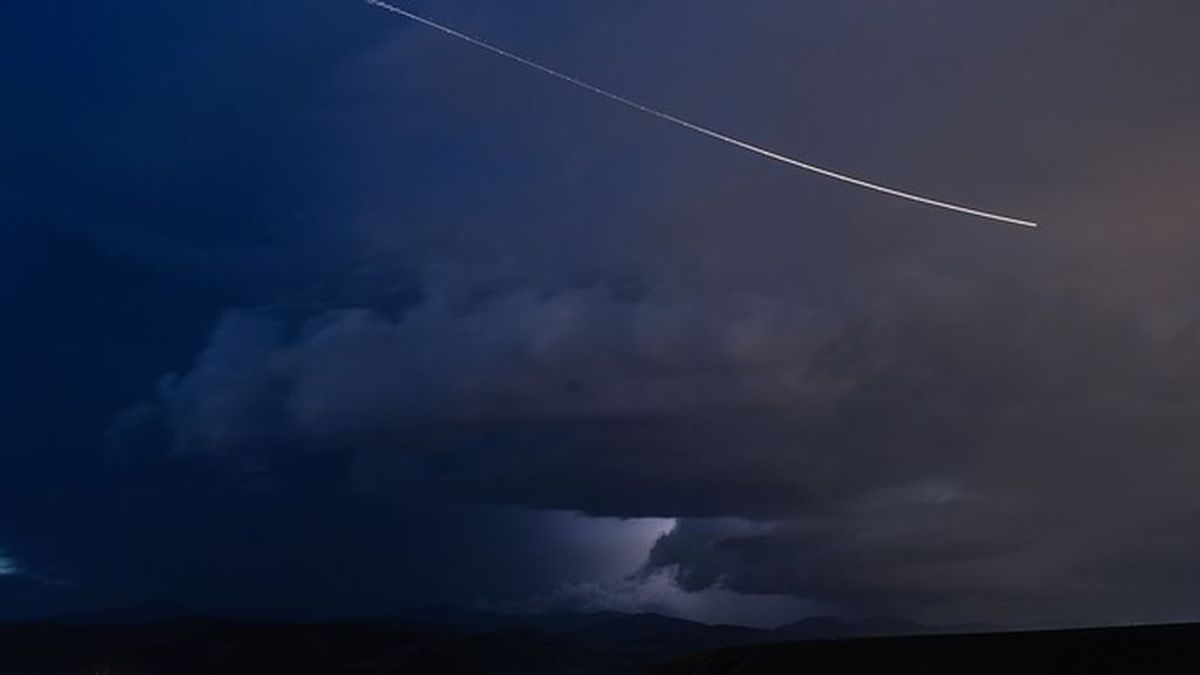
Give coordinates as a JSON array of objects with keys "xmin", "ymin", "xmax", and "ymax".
[{"xmin": 364, "ymin": 0, "xmax": 1039, "ymax": 229}]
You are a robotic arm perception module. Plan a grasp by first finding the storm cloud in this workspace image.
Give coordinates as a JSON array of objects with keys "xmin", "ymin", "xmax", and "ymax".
[{"xmin": 5, "ymin": 0, "xmax": 1200, "ymax": 627}]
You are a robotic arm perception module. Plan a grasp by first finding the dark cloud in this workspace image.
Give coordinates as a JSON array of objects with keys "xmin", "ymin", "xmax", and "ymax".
[
  {"xmin": 157, "ymin": 286, "xmax": 840, "ymax": 454},
  {"xmin": 5, "ymin": 0, "xmax": 1200, "ymax": 626}
]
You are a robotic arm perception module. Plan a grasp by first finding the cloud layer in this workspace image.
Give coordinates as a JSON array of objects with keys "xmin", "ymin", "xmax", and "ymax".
[
  {"xmin": 6, "ymin": 0, "xmax": 1200, "ymax": 627},
  {"xmin": 130, "ymin": 0, "xmax": 1200, "ymax": 627}
]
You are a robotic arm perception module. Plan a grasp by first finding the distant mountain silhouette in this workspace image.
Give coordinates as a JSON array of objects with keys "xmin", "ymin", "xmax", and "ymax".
[
  {"xmin": 659, "ymin": 623, "xmax": 1200, "ymax": 675},
  {"xmin": 52, "ymin": 602, "xmax": 201, "ymax": 626},
  {"xmin": 0, "ymin": 609, "xmax": 996, "ymax": 673},
  {"xmin": 383, "ymin": 607, "xmax": 976, "ymax": 640},
  {"xmin": 770, "ymin": 615, "xmax": 989, "ymax": 641}
]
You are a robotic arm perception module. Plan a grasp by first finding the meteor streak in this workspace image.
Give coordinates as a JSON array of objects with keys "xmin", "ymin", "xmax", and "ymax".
[{"xmin": 364, "ymin": 0, "xmax": 1039, "ymax": 229}]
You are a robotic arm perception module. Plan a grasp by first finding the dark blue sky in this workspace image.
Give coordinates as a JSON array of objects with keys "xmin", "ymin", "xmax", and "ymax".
[{"xmin": 3, "ymin": 1, "xmax": 1200, "ymax": 628}]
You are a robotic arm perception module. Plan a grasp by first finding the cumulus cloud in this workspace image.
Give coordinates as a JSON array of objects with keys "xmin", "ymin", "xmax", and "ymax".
[
  {"xmin": 157, "ymin": 282, "xmax": 845, "ymax": 457},
  {"xmin": 144, "ymin": 184, "xmax": 1200, "ymax": 624},
  {"xmin": 105, "ymin": 0, "xmax": 1200, "ymax": 627},
  {"xmin": 145, "ymin": 239, "xmax": 1200, "ymax": 625}
]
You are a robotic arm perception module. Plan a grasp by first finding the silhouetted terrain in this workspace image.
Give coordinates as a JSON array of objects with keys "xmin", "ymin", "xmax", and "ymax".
[
  {"xmin": 3, "ymin": 612, "xmax": 1196, "ymax": 674},
  {"xmin": 660, "ymin": 623, "xmax": 1200, "ymax": 675},
  {"xmin": 0, "ymin": 617, "xmax": 632, "ymax": 675}
]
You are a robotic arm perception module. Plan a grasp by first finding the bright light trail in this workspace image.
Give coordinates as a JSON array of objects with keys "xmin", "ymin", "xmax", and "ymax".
[{"xmin": 364, "ymin": 0, "xmax": 1039, "ymax": 229}]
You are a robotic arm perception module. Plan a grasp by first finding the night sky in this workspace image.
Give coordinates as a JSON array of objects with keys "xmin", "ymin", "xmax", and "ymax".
[{"xmin": 3, "ymin": 1, "xmax": 1200, "ymax": 629}]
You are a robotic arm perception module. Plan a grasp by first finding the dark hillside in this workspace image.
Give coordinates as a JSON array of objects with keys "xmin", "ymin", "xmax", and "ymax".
[{"xmin": 659, "ymin": 623, "xmax": 1200, "ymax": 675}]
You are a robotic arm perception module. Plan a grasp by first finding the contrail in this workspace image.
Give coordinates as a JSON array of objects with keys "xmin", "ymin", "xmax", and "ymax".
[{"xmin": 364, "ymin": 0, "xmax": 1039, "ymax": 229}]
